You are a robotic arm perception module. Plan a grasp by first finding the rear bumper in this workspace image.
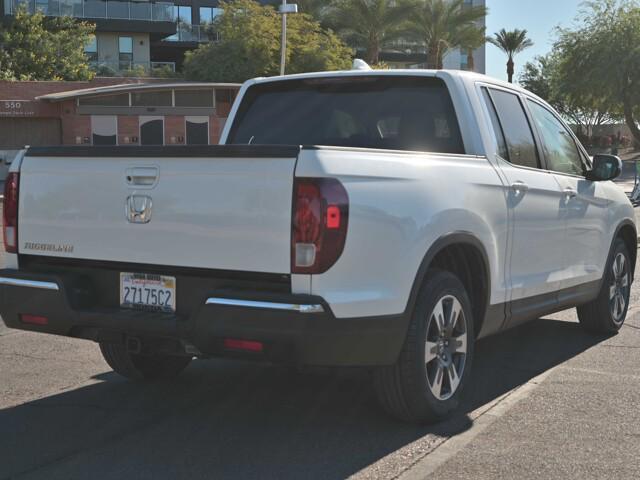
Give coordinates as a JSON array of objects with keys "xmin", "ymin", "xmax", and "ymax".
[{"xmin": 0, "ymin": 269, "xmax": 408, "ymax": 367}]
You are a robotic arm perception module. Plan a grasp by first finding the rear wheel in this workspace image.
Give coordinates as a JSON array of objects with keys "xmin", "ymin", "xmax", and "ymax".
[
  {"xmin": 577, "ymin": 238, "xmax": 632, "ymax": 334},
  {"xmin": 100, "ymin": 342, "xmax": 192, "ymax": 380},
  {"xmin": 374, "ymin": 269, "xmax": 474, "ymax": 423}
]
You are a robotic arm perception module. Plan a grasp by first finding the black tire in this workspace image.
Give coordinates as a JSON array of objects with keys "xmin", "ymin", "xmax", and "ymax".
[
  {"xmin": 373, "ymin": 269, "xmax": 475, "ymax": 423},
  {"xmin": 577, "ymin": 238, "xmax": 632, "ymax": 334},
  {"xmin": 100, "ymin": 342, "xmax": 192, "ymax": 380}
]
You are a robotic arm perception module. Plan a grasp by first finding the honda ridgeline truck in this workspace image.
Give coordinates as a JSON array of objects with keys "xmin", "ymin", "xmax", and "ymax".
[{"xmin": 0, "ymin": 70, "xmax": 635, "ymax": 423}]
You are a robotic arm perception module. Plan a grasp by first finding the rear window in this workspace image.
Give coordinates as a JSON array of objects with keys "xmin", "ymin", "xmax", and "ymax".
[{"xmin": 227, "ymin": 76, "xmax": 465, "ymax": 154}]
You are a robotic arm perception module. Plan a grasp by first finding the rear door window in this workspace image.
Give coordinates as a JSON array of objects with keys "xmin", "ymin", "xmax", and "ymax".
[
  {"xmin": 228, "ymin": 76, "xmax": 465, "ymax": 154},
  {"xmin": 486, "ymin": 88, "xmax": 539, "ymax": 169},
  {"xmin": 481, "ymin": 88, "xmax": 509, "ymax": 160}
]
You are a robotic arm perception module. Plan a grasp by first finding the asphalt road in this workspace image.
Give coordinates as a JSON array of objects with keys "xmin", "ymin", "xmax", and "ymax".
[
  {"xmin": 2, "ymin": 169, "xmax": 640, "ymax": 479},
  {"xmin": 2, "ymin": 285, "xmax": 640, "ymax": 480}
]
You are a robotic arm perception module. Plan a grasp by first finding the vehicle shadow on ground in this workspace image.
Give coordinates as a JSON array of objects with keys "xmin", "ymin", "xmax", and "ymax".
[{"xmin": 0, "ymin": 318, "xmax": 607, "ymax": 480}]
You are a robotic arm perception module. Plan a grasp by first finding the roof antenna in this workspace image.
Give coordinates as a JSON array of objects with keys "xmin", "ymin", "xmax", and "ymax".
[{"xmin": 352, "ymin": 59, "xmax": 372, "ymax": 71}]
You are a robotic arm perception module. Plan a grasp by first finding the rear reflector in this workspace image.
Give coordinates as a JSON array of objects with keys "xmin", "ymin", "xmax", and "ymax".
[
  {"xmin": 20, "ymin": 314, "xmax": 48, "ymax": 326},
  {"xmin": 326, "ymin": 205, "xmax": 341, "ymax": 229},
  {"xmin": 223, "ymin": 338, "xmax": 264, "ymax": 353},
  {"xmin": 3, "ymin": 172, "xmax": 19, "ymax": 254},
  {"xmin": 292, "ymin": 178, "xmax": 349, "ymax": 274}
]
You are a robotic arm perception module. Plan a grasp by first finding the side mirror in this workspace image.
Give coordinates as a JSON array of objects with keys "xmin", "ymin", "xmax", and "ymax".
[{"xmin": 586, "ymin": 154, "xmax": 622, "ymax": 182}]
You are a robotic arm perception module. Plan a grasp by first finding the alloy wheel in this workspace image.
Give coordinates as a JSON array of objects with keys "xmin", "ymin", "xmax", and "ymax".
[
  {"xmin": 610, "ymin": 252, "xmax": 630, "ymax": 324},
  {"xmin": 425, "ymin": 295, "xmax": 468, "ymax": 401}
]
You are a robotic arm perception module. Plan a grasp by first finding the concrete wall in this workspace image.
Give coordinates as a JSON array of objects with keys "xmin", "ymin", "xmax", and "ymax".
[{"xmin": 97, "ymin": 33, "xmax": 151, "ymax": 65}]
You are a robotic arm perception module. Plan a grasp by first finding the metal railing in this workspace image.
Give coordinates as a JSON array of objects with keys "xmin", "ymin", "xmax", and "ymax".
[
  {"xmin": 7, "ymin": 0, "xmax": 176, "ymax": 22},
  {"xmin": 385, "ymin": 40, "xmax": 427, "ymax": 53},
  {"xmin": 89, "ymin": 60, "xmax": 176, "ymax": 76},
  {"xmin": 165, "ymin": 24, "xmax": 221, "ymax": 43}
]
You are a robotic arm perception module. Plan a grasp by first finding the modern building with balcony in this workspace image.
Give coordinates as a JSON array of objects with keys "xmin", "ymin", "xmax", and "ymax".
[
  {"xmin": 0, "ymin": 0, "xmax": 251, "ymax": 75},
  {"xmin": 2, "ymin": 0, "xmax": 486, "ymax": 76}
]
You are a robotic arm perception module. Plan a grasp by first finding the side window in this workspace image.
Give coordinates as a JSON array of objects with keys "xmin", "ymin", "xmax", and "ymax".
[
  {"xmin": 488, "ymin": 89, "xmax": 539, "ymax": 169},
  {"xmin": 527, "ymin": 100, "xmax": 585, "ymax": 176},
  {"xmin": 481, "ymin": 88, "xmax": 509, "ymax": 160}
]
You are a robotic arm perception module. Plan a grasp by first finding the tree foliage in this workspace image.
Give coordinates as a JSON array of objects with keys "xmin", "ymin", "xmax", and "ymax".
[
  {"xmin": 0, "ymin": 6, "xmax": 95, "ymax": 81},
  {"xmin": 408, "ymin": 0, "xmax": 487, "ymax": 69},
  {"xmin": 328, "ymin": 0, "xmax": 416, "ymax": 65},
  {"xmin": 488, "ymin": 28, "xmax": 533, "ymax": 82},
  {"xmin": 183, "ymin": 0, "xmax": 352, "ymax": 82},
  {"xmin": 292, "ymin": 0, "xmax": 334, "ymax": 24},
  {"xmin": 519, "ymin": 54, "xmax": 617, "ymax": 138},
  {"xmin": 553, "ymin": 0, "xmax": 640, "ymax": 144}
]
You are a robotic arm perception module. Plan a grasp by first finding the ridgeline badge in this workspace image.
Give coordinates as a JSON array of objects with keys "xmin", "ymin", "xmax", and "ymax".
[{"xmin": 23, "ymin": 242, "xmax": 74, "ymax": 253}]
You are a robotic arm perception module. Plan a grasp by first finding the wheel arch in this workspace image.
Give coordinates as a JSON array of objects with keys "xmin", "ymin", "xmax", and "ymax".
[
  {"xmin": 614, "ymin": 220, "xmax": 637, "ymax": 282},
  {"xmin": 406, "ymin": 232, "xmax": 492, "ymax": 339}
]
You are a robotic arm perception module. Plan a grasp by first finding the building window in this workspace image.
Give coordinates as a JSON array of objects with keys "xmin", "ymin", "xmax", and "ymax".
[
  {"xmin": 91, "ymin": 116, "xmax": 118, "ymax": 145},
  {"xmin": 460, "ymin": 51, "xmax": 469, "ymax": 70},
  {"xmin": 175, "ymin": 5, "xmax": 192, "ymax": 23},
  {"xmin": 199, "ymin": 6, "xmax": 222, "ymax": 24},
  {"xmin": 168, "ymin": 5, "xmax": 194, "ymax": 41},
  {"xmin": 35, "ymin": 0, "xmax": 51, "ymax": 15},
  {"xmin": 140, "ymin": 116, "xmax": 164, "ymax": 145},
  {"xmin": 85, "ymin": 35, "xmax": 98, "ymax": 63},
  {"xmin": 119, "ymin": 36, "xmax": 133, "ymax": 71},
  {"xmin": 174, "ymin": 89, "xmax": 214, "ymax": 108},
  {"xmin": 84, "ymin": 0, "xmax": 107, "ymax": 18},
  {"xmin": 132, "ymin": 91, "xmax": 173, "ymax": 107},
  {"xmin": 60, "ymin": 0, "xmax": 83, "ymax": 17},
  {"xmin": 215, "ymin": 89, "xmax": 234, "ymax": 105},
  {"xmin": 79, "ymin": 93, "xmax": 130, "ymax": 107},
  {"xmin": 185, "ymin": 116, "xmax": 209, "ymax": 145}
]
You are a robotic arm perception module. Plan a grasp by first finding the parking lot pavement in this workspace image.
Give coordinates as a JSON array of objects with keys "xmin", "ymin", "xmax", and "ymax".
[
  {"xmin": 2, "ymin": 205, "xmax": 640, "ymax": 479},
  {"xmin": 2, "ymin": 290, "xmax": 640, "ymax": 480},
  {"xmin": 1, "ymin": 308, "xmax": 638, "ymax": 480}
]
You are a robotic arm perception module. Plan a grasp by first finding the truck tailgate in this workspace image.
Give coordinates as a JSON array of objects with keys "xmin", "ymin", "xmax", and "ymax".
[{"xmin": 18, "ymin": 146, "xmax": 300, "ymax": 274}]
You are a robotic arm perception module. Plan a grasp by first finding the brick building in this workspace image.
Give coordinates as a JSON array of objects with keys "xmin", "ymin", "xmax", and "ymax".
[{"xmin": 0, "ymin": 79, "xmax": 240, "ymax": 174}]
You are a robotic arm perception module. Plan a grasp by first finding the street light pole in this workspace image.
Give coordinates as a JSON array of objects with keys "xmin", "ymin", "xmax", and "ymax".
[
  {"xmin": 280, "ymin": 0, "xmax": 287, "ymax": 76},
  {"xmin": 278, "ymin": 1, "xmax": 298, "ymax": 76}
]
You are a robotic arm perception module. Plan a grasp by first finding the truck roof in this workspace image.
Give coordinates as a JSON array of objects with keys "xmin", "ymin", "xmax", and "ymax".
[{"xmin": 248, "ymin": 68, "xmax": 539, "ymax": 103}]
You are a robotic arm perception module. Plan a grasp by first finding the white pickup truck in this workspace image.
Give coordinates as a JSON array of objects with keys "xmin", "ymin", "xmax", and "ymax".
[{"xmin": 1, "ymin": 70, "xmax": 636, "ymax": 423}]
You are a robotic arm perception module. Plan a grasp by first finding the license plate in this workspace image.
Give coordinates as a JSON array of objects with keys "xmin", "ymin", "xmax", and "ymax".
[{"xmin": 120, "ymin": 273, "xmax": 176, "ymax": 312}]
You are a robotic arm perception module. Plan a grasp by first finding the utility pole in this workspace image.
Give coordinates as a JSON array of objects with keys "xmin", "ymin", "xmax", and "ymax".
[{"xmin": 279, "ymin": 0, "xmax": 298, "ymax": 76}]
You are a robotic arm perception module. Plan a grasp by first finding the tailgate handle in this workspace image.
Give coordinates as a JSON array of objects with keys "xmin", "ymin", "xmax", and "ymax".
[{"xmin": 126, "ymin": 167, "xmax": 159, "ymax": 187}]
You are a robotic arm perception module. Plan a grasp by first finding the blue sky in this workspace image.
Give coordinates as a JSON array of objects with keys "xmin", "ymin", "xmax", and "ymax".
[{"xmin": 485, "ymin": 0, "xmax": 583, "ymax": 81}]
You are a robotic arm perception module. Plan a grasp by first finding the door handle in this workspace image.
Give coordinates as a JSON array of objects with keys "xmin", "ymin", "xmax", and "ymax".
[
  {"xmin": 564, "ymin": 187, "xmax": 578, "ymax": 199},
  {"xmin": 126, "ymin": 167, "xmax": 159, "ymax": 187},
  {"xmin": 511, "ymin": 181, "xmax": 529, "ymax": 194}
]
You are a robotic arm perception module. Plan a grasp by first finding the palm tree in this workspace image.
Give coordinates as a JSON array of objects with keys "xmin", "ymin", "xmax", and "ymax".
[
  {"xmin": 329, "ymin": 0, "xmax": 416, "ymax": 65},
  {"xmin": 460, "ymin": 25, "xmax": 486, "ymax": 71},
  {"xmin": 294, "ymin": 0, "xmax": 333, "ymax": 24},
  {"xmin": 488, "ymin": 28, "xmax": 533, "ymax": 83},
  {"xmin": 410, "ymin": 0, "xmax": 488, "ymax": 70}
]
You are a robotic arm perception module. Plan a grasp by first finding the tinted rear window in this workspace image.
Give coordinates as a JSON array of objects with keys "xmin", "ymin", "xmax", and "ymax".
[{"xmin": 227, "ymin": 76, "xmax": 465, "ymax": 154}]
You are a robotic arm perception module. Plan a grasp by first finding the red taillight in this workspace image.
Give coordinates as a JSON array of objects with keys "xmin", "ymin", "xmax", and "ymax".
[
  {"xmin": 20, "ymin": 314, "xmax": 48, "ymax": 326},
  {"xmin": 223, "ymin": 338, "xmax": 264, "ymax": 353},
  {"xmin": 292, "ymin": 178, "xmax": 349, "ymax": 274},
  {"xmin": 3, "ymin": 172, "xmax": 19, "ymax": 254}
]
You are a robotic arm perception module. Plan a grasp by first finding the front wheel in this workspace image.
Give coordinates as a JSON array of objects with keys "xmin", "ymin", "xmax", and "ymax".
[
  {"xmin": 577, "ymin": 238, "xmax": 632, "ymax": 334},
  {"xmin": 374, "ymin": 269, "xmax": 475, "ymax": 423},
  {"xmin": 100, "ymin": 342, "xmax": 192, "ymax": 380}
]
